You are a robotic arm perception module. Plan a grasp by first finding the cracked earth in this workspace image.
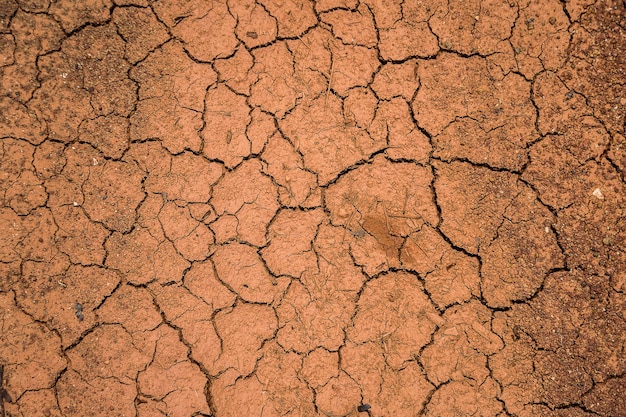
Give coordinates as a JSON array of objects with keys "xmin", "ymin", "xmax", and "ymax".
[{"xmin": 0, "ymin": 0, "xmax": 625, "ymax": 416}]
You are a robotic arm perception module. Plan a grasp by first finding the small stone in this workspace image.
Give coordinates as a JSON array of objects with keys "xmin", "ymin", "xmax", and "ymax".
[
  {"xmin": 592, "ymin": 188, "xmax": 604, "ymax": 200},
  {"xmin": 357, "ymin": 404, "xmax": 371, "ymax": 412}
]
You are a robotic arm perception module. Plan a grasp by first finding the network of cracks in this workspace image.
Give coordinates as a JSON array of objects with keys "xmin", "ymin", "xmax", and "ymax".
[{"xmin": 0, "ymin": 0, "xmax": 625, "ymax": 416}]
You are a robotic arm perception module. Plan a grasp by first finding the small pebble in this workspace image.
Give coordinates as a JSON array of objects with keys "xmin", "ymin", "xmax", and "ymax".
[
  {"xmin": 592, "ymin": 188, "xmax": 604, "ymax": 200},
  {"xmin": 75, "ymin": 303, "xmax": 84, "ymax": 321},
  {"xmin": 357, "ymin": 404, "xmax": 371, "ymax": 412}
]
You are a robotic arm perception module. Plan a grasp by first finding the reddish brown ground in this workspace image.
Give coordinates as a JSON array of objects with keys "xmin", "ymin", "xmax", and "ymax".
[{"xmin": 0, "ymin": 0, "xmax": 625, "ymax": 416}]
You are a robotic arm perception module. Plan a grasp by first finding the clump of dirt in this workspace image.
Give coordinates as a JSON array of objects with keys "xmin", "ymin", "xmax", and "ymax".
[{"xmin": 1, "ymin": 0, "xmax": 624, "ymax": 416}]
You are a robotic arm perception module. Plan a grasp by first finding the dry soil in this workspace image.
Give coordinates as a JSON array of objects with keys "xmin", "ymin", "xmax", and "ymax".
[{"xmin": 0, "ymin": 0, "xmax": 625, "ymax": 416}]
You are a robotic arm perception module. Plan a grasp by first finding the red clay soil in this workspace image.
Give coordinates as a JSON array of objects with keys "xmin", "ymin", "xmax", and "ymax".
[{"xmin": 0, "ymin": 0, "xmax": 625, "ymax": 416}]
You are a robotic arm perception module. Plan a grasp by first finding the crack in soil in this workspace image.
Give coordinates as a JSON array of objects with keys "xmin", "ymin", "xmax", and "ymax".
[{"xmin": 1, "ymin": 0, "xmax": 625, "ymax": 416}]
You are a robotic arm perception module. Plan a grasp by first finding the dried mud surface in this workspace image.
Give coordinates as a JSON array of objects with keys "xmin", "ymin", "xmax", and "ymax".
[{"xmin": 0, "ymin": 0, "xmax": 625, "ymax": 416}]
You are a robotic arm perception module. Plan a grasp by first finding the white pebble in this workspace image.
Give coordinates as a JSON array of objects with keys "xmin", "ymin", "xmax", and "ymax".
[{"xmin": 592, "ymin": 188, "xmax": 604, "ymax": 200}]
